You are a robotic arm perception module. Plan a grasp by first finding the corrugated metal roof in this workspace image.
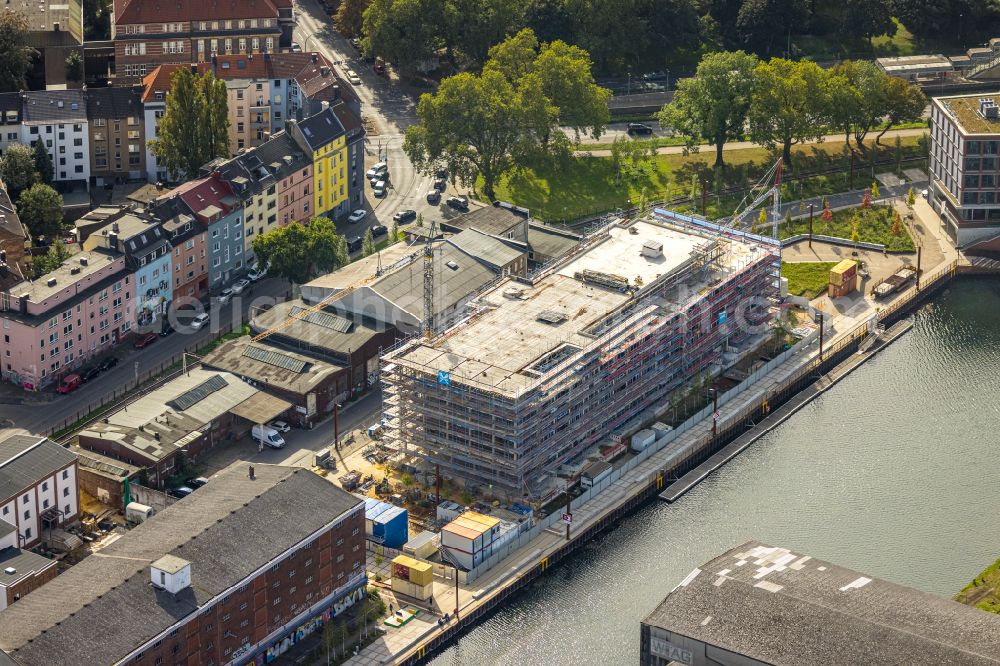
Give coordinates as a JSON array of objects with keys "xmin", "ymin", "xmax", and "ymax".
[
  {"xmin": 167, "ymin": 374, "xmax": 229, "ymax": 411},
  {"xmin": 242, "ymin": 345, "xmax": 308, "ymax": 373},
  {"xmin": 289, "ymin": 306, "xmax": 353, "ymax": 332}
]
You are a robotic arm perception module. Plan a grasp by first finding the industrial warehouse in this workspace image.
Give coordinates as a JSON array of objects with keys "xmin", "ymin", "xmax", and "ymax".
[{"xmin": 382, "ymin": 215, "xmax": 779, "ymax": 498}]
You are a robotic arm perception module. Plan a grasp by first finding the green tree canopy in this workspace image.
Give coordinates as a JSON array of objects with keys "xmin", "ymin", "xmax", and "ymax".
[
  {"xmin": 335, "ymin": 0, "xmax": 369, "ymax": 37},
  {"xmin": 30, "ymin": 241, "xmax": 70, "ymax": 279},
  {"xmin": 838, "ymin": 0, "xmax": 896, "ymax": 44},
  {"xmin": 735, "ymin": 0, "xmax": 805, "ymax": 54},
  {"xmin": 748, "ymin": 58, "xmax": 827, "ymax": 166},
  {"xmin": 251, "ymin": 218, "xmax": 349, "ymax": 284},
  {"xmin": 65, "ymin": 50, "xmax": 83, "ymax": 82},
  {"xmin": 362, "ymin": 227, "xmax": 375, "ymax": 256},
  {"xmin": 658, "ymin": 50, "xmax": 758, "ymax": 167},
  {"xmin": 0, "ymin": 144, "xmax": 38, "ymax": 195},
  {"xmin": 32, "ymin": 140, "xmax": 53, "ymax": 186},
  {"xmin": 0, "ymin": 13, "xmax": 35, "ymax": 92},
  {"xmin": 874, "ymin": 76, "xmax": 926, "ymax": 145},
  {"xmin": 827, "ymin": 60, "xmax": 890, "ymax": 153},
  {"xmin": 148, "ymin": 68, "xmax": 230, "ymax": 181},
  {"xmin": 18, "ymin": 183, "xmax": 64, "ymax": 241}
]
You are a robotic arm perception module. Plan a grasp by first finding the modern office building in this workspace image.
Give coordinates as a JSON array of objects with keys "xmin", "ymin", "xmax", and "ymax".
[
  {"xmin": 640, "ymin": 540, "xmax": 1000, "ymax": 666},
  {"xmin": 382, "ymin": 215, "xmax": 778, "ymax": 497},
  {"xmin": 930, "ymin": 92, "xmax": 1000, "ymax": 245},
  {"xmin": 0, "ymin": 461, "xmax": 366, "ymax": 666}
]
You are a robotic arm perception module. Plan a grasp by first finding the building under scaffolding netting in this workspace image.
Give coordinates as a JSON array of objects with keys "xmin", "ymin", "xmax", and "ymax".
[{"xmin": 381, "ymin": 213, "xmax": 780, "ymax": 499}]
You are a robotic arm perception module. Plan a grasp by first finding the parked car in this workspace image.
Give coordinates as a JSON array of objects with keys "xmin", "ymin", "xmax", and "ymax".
[
  {"xmin": 433, "ymin": 177, "xmax": 447, "ymax": 191},
  {"xmin": 374, "ymin": 57, "xmax": 386, "ymax": 75},
  {"xmin": 56, "ymin": 373, "xmax": 82, "ymax": 394},
  {"xmin": 159, "ymin": 323, "xmax": 174, "ymax": 337},
  {"xmin": 426, "ymin": 189, "xmax": 441, "ymax": 204},
  {"xmin": 252, "ymin": 424, "xmax": 286, "ymax": 449},
  {"xmin": 366, "ymin": 163, "xmax": 388, "ymax": 180},
  {"xmin": 168, "ymin": 486, "xmax": 194, "ymax": 499},
  {"xmin": 291, "ymin": 41, "xmax": 302, "ymax": 52},
  {"xmin": 372, "ymin": 180, "xmax": 387, "ymax": 197},
  {"xmin": 393, "ymin": 209, "xmax": 416, "ymax": 223},
  {"xmin": 231, "ymin": 278, "xmax": 251, "ymax": 294},
  {"xmin": 348, "ymin": 209, "xmax": 368, "ymax": 224},
  {"xmin": 346, "ymin": 70, "xmax": 362, "ymax": 85},
  {"xmin": 185, "ymin": 477, "xmax": 209, "ymax": 489},
  {"xmin": 133, "ymin": 332, "xmax": 157, "ymax": 349},
  {"xmin": 248, "ymin": 265, "xmax": 268, "ymax": 281},
  {"xmin": 627, "ymin": 123, "xmax": 654, "ymax": 136},
  {"xmin": 371, "ymin": 224, "xmax": 388, "ymax": 239},
  {"xmin": 350, "ymin": 37, "xmax": 361, "ymax": 50},
  {"xmin": 81, "ymin": 366, "xmax": 102, "ymax": 383},
  {"xmin": 269, "ymin": 420, "xmax": 292, "ymax": 433},
  {"xmin": 98, "ymin": 356, "xmax": 119, "ymax": 372},
  {"xmin": 347, "ymin": 236, "xmax": 363, "ymax": 253},
  {"xmin": 217, "ymin": 288, "xmax": 234, "ymax": 304},
  {"xmin": 435, "ymin": 168, "xmax": 448, "ymax": 179},
  {"xmin": 189, "ymin": 313, "xmax": 210, "ymax": 330},
  {"xmin": 446, "ymin": 196, "xmax": 469, "ymax": 211}
]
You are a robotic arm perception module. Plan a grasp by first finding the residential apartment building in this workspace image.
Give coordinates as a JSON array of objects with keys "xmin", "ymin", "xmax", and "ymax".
[
  {"xmin": 0, "ymin": 461, "xmax": 366, "ymax": 666},
  {"xmin": 111, "ymin": 0, "xmax": 292, "ymax": 82},
  {"xmin": 150, "ymin": 196, "xmax": 208, "ymax": 302},
  {"xmin": 930, "ymin": 93, "xmax": 1000, "ymax": 245},
  {"xmin": 22, "ymin": 91, "xmax": 90, "ymax": 189},
  {"xmin": 0, "ymin": 435, "xmax": 78, "ymax": 550},
  {"xmin": 289, "ymin": 105, "xmax": 350, "ymax": 219},
  {"xmin": 275, "ymin": 132, "xmax": 314, "ymax": 225},
  {"xmin": 172, "ymin": 174, "xmax": 245, "ymax": 286},
  {"xmin": 85, "ymin": 86, "xmax": 146, "ymax": 183},
  {"xmin": 82, "ymin": 209, "xmax": 171, "ymax": 327},
  {"xmin": 0, "ymin": 94, "xmax": 22, "ymax": 157},
  {"xmin": 141, "ymin": 52, "xmax": 359, "ymax": 157},
  {"xmin": 140, "ymin": 72, "xmax": 168, "ymax": 182},
  {"xmin": 0, "ymin": 248, "xmax": 133, "ymax": 389}
]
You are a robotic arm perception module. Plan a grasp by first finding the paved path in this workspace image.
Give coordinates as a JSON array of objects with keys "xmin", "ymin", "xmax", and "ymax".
[{"xmin": 576, "ymin": 128, "xmax": 929, "ymax": 158}]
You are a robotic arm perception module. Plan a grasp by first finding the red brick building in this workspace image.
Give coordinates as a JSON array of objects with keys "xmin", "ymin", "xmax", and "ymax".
[
  {"xmin": 111, "ymin": 0, "xmax": 294, "ymax": 82},
  {"xmin": 0, "ymin": 462, "xmax": 367, "ymax": 665}
]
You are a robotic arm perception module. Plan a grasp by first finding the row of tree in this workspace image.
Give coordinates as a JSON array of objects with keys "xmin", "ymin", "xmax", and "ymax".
[
  {"xmin": 343, "ymin": 0, "xmax": 1000, "ymax": 74},
  {"xmin": 403, "ymin": 29, "xmax": 610, "ymax": 199},
  {"xmin": 659, "ymin": 52, "xmax": 926, "ymax": 168}
]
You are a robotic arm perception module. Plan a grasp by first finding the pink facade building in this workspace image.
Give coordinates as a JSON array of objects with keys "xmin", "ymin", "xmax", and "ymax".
[
  {"xmin": 277, "ymin": 141, "xmax": 313, "ymax": 224},
  {"xmin": 0, "ymin": 250, "xmax": 133, "ymax": 389}
]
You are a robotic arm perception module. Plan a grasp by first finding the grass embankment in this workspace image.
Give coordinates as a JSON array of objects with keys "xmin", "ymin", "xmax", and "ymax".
[
  {"xmin": 492, "ymin": 134, "xmax": 926, "ymax": 224},
  {"xmin": 956, "ymin": 557, "xmax": 1000, "ymax": 614},
  {"xmin": 780, "ymin": 204, "xmax": 916, "ymax": 252},
  {"xmin": 781, "ymin": 261, "xmax": 837, "ymax": 299}
]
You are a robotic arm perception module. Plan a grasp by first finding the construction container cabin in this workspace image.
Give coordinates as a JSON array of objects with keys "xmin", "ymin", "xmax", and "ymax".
[{"xmin": 382, "ymin": 215, "xmax": 779, "ymax": 499}]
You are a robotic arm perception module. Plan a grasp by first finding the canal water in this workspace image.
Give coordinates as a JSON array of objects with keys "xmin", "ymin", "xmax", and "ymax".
[{"xmin": 429, "ymin": 277, "xmax": 1000, "ymax": 666}]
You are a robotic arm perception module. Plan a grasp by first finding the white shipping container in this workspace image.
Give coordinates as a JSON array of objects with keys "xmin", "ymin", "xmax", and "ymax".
[
  {"xmin": 126, "ymin": 502, "xmax": 154, "ymax": 524},
  {"xmin": 631, "ymin": 428, "xmax": 656, "ymax": 452}
]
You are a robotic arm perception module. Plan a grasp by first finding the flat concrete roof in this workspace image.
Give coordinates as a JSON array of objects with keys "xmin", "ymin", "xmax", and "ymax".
[
  {"xmin": 388, "ymin": 218, "xmax": 767, "ymax": 397},
  {"xmin": 302, "ymin": 243, "xmax": 417, "ymax": 293},
  {"xmin": 936, "ymin": 93, "xmax": 1000, "ymax": 134},
  {"xmin": 643, "ymin": 540, "xmax": 1000, "ymax": 666}
]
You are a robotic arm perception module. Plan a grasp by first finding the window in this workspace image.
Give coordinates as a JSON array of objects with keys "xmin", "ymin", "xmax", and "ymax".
[
  {"xmin": 63, "ymin": 486, "xmax": 69, "ymax": 497},
  {"xmin": 42, "ymin": 481, "xmax": 48, "ymax": 491},
  {"xmin": 24, "ymin": 528, "xmax": 31, "ymax": 539}
]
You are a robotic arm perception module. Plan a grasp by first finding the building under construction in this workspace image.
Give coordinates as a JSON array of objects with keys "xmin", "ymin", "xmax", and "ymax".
[{"xmin": 381, "ymin": 214, "xmax": 780, "ymax": 498}]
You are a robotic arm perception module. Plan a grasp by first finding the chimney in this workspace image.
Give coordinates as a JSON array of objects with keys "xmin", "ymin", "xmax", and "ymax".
[
  {"xmin": 332, "ymin": 85, "xmax": 339, "ymax": 100},
  {"xmin": 79, "ymin": 256, "xmax": 88, "ymax": 266},
  {"xmin": 248, "ymin": 465, "xmax": 255, "ymax": 480},
  {"xmin": 320, "ymin": 100, "xmax": 329, "ymax": 111},
  {"xmin": 112, "ymin": 222, "xmax": 120, "ymax": 233},
  {"xmin": 320, "ymin": 66, "xmax": 329, "ymax": 77},
  {"xmin": 46, "ymin": 278, "xmax": 57, "ymax": 287}
]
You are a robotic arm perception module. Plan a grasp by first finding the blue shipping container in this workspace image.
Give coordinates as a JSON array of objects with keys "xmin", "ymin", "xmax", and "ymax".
[{"xmin": 372, "ymin": 506, "xmax": 409, "ymax": 548}]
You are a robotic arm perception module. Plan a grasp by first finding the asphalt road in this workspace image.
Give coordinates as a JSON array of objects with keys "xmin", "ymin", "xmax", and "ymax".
[{"xmin": 0, "ymin": 277, "xmax": 292, "ymax": 434}]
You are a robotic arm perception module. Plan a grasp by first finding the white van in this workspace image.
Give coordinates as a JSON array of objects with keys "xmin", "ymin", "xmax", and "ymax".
[{"xmin": 252, "ymin": 424, "xmax": 286, "ymax": 449}]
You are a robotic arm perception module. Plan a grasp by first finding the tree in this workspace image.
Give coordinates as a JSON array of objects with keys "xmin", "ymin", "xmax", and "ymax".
[
  {"xmin": 748, "ymin": 58, "xmax": 827, "ymax": 167},
  {"xmin": 870, "ymin": 181, "xmax": 879, "ymax": 199},
  {"xmin": 251, "ymin": 218, "xmax": 349, "ymax": 284},
  {"xmin": 390, "ymin": 219, "xmax": 400, "ymax": 241},
  {"xmin": 658, "ymin": 50, "xmax": 757, "ymax": 168},
  {"xmin": 18, "ymin": 184, "xmax": 64, "ymax": 241},
  {"xmin": 30, "ymin": 242, "xmax": 70, "ymax": 279},
  {"xmin": 363, "ymin": 0, "xmax": 442, "ymax": 73},
  {"xmin": 874, "ymin": 77, "xmax": 927, "ymax": 146},
  {"xmin": 861, "ymin": 188, "xmax": 872, "ymax": 208},
  {"xmin": 826, "ymin": 60, "xmax": 889, "ymax": 154},
  {"xmin": 821, "ymin": 197, "xmax": 833, "ymax": 222},
  {"xmin": 32, "ymin": 140, "xmax": 53, "ymax": 186},
  {"xmin": 0, "ymin": 13, "xmax": 35, "ymax": 93},
  {"xmin": 335, "ymin": 0, "xmax": 369, "ymax": 38},
  {"xmin": 148, "ymin": 68, "xmax": 229, "ymax": 180},
  {"xmin": 65, "ymin": 50, "xmax": 83, "ymax": 82},
  {"xmin": 892, "ymin": 0, "xmax": 998, "ymax": 41},
  {"xmin": 0, "ymin": 144, "xmax": 37, "ymax": 195},
  {"xmin": 405, "ymin": 69, "xmax": 529, "ymax": 201},
  {"xmin": 83, "ymin": 0, "xmax": 112, "ymax": 40},
  {"xmin": 838, "ymin": 0, "xmax": 896, "ymax": 44},
  {"xmin": 906, "ymin": 187, "xmax": 916, "ymax": 207},
  {"xmin": 891, "ymin": 211, "xmax": 903, "ymax": 236},
  {"xmin": 362, "ymin": 227, "xmax": 375, "ymax": 256},
  {"xmin": 753, "ymin": 207, "xmax": 766, "ymax": 233},
  {"xmin": 736, "ymin": 0, "xmax": 805, "ymax": 54}
]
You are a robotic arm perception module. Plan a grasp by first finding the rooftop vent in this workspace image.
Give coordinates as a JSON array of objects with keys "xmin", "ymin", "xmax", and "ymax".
[
  {"xmin": 446, "ymin": 260, "xmax": 459, "ymax": 270},
  {"xmin": 79, "ymin": 257, "xmax": 88, "ymax": 266},
  {"xmin": 641, "ymin": 240, "xmax": 663, "ymax": 258},
  {"xmin": 981, "ymin": 98, "xmax": 999, "ymax": 119},
  {"xmin": 70, "ymin": 266, "xmax": 80, "ymax": 275},
  {"xmin": 536, "ymin": 310, "xmax": 566, "ymax": 324},
  {"xmin": 46, "ymin": 277, "xmax": 56, "ymax": 287},
  {"xmin": 4, "ymin": 567, "xmax": 15, "ymax": 575}
]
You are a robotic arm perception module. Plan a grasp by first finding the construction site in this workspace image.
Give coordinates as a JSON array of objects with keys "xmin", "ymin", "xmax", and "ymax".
[{"xmin": 381, "ymin": 214, "xmax": 781, "ymax": 500}]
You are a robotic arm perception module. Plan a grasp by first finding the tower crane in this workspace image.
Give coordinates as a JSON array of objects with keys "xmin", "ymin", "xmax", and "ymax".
[{"xmin": 729, "ymin": 158, "xmax": 783, "ymax": 237}]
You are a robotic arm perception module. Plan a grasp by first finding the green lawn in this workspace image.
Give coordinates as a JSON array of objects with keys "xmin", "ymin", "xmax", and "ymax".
[
  {"xmin": 779, "ymin": 204, "xmax": 916, "ymax": 252},
  {"xmin": 781, "ymin": 261, "xmax": 837, "ymax": 299},
  {"xmin": 791, "ymin": 18, "xmax": 960, "ymax": 60},
  {"xmin": 490, "ymin": 134, "xmax": 927, "ymax": 224}
]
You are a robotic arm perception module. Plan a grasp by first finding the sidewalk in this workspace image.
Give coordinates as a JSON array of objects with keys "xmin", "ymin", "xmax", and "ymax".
[{"xmin": 575, "ymin": 127, "xmax": 929, "ymax": 158}]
